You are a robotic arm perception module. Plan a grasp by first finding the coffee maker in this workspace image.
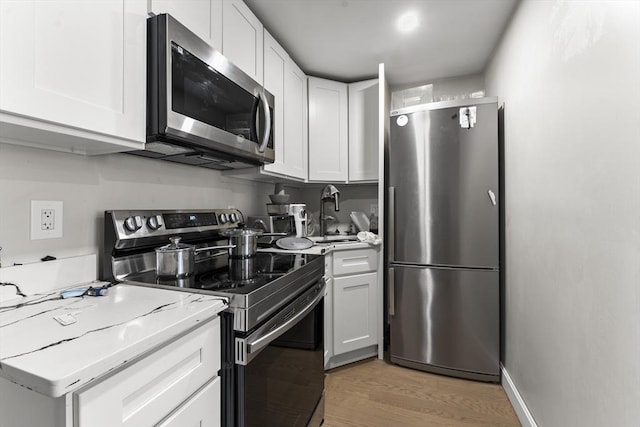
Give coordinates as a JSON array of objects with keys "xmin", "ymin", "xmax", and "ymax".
[{"xmin": 248, "ymin": 203, "xmax": 307, "ymax": 246}]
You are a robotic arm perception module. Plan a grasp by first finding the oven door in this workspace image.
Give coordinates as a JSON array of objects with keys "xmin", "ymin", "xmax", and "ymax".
[
  {"xmin": 148, "ymin": 14, "xmax": 274, "ymax": 164},
  {"xmin": 235, "ymin": 280, "xmax": 325, "ymax": 427}
]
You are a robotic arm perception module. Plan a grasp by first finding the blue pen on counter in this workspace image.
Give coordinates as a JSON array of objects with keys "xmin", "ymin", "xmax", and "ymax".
[{"xmin": 60, "ymin": 283, "xmax": 111, "ymax": 299}]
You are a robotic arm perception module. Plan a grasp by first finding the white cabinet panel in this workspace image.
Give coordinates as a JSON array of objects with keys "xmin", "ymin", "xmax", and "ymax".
[
  {"xmin": 149, "ymin": 0, "xmax": 223, "ymax": 50},
  {"xmin": 348, "ymin": 79, "xmax": 379, "ymax": 182},
  {"xmin": 324, "ymin": 277, "xmax": 334, "ymax": 369},
  {"xmin": 0, "ymin": 0, "xmax": 146, "ymax": 153},
  {"xmin": 308, "ymin": 77, "xmax": 348, "ymax": 182},
  {"xmin": 157, "ymin": 378, "xmax": 221, "ymax": 427},
  {"xmin": 262, "ymin": 30, "xmax": 307, "ymax": 180},
  {"xmin": 75, "ymin": 318, "xmax": 220, "ymax": 427},
  {"xmin": 222, "ymin": 0, "xmax": 263, "ymax": 84},
  {"xmin": 333, "ymin": 272, "xmax": 378, "ymax": 355}
]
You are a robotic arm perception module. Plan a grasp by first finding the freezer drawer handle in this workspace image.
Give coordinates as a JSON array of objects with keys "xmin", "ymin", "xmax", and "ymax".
[
  {"xmin": 487, "ymin": 190, "xmax": 497, "ymax": 206},
  {"xmin": 389, "ymin": 268, "xmax": 395, "ymax": 316}
]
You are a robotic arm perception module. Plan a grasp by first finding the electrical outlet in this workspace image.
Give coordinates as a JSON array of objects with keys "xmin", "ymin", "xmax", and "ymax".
[
  {"xmin": 41, "ymin": 209, "xmax": 55, "ymax": 230},
  {"xmin": 370, "ymin": 204, "xmax": 379, "ymax": 216},
  {"xmin": 31, "ymin": 201, "xmax": 63, "ymax": 240}
]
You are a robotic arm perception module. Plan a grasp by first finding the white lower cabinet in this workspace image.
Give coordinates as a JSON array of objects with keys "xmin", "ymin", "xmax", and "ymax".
[
  {"xmin": 333, "ymin": 272, "xmax": 378, "ymax": 355},
  {"xmin": 325, "ymin": 247, "xmax": 379, "ymax": 370},
  {"xmin": 0, "ymin": 317, "xmax": 221, "ymax": 427},
  {"xmin": 76, "ymin": 318, "xmax": 220, "ymax": 427}
]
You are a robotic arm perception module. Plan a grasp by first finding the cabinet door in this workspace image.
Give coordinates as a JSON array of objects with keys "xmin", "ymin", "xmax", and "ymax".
[
  {"xmin": 333, "ymin": 272, "xmax": 378, "ymax": 355},
  {"xmin": 222, "ymin": 0, "xmax": 263, "ymax": 84},
  {"xmin": 308, "ymin": 77, "xmax": 348, "ymax": 182},
  {"xmin": 157, "ymin": 377, "xmax": 221, "ymax": 427},
  {"xmin": 282, "ymin": 56, "xmax": 308, "ymax": 179},
  {"xmin": 262, "ymin": 31, "xmax": 308, "ymax": 179},
  {"xmin": 348, "ymin": 79, "xmax": 379, "ymax": 182},
  {"xmin": 0, "ymin": 0, "xmax": 146, "ymax": 150},
  {"xmin": 149, "ymin": 0, "xmax": 222, "ymax": 50},
  {"xmin": 262, "ymin": 31, "xmax": 286, "ymax": 175}
]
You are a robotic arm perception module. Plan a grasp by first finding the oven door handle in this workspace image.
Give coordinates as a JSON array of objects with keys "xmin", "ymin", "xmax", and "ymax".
[{"xmin": 240, "ymin": 280, "xmax": 325, "ymax": 363}]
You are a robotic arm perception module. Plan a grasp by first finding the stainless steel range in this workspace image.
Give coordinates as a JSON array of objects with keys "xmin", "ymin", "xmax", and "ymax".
[{"xmin": 103, "ymin": 209, "xmax": 325, "ymax": 427}]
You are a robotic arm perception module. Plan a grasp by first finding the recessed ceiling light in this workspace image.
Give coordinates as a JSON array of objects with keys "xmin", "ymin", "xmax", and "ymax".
[{"xmin": 397, "ymin": 11, "xmax": 419, "ymax": 33}]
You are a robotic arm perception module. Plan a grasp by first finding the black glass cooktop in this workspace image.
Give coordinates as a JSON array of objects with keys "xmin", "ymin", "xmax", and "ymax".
[{"xmin": 127, "ymin": 252, "xmax": 320, "ymax": 295}]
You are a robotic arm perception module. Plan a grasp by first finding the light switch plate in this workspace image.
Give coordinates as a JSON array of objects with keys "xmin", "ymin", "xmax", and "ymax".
[{"xmin": 31, "ymin": 200, "xmax": 63, "ymax": 240}]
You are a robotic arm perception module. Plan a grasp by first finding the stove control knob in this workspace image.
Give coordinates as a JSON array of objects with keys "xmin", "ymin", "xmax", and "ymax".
[
  {"xmin": 219, "ymin": 213, "xmax": 228, "ymax": 224},
  {"xmin": 229, "ymin": 213, "xmax": 238, "ymax": 223},
  {"xmin": 147, "ymin": 215, "xmax": 163, "ymax": 230},
  {"xmin": 124, "ymin": 215, "xmax": 143, "ymax": 232}
]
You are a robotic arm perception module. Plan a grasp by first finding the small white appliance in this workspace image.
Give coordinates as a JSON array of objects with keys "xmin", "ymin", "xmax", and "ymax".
[{"xmin": 287, "ymin": 204, "xmax": 307, "ymax": 238}]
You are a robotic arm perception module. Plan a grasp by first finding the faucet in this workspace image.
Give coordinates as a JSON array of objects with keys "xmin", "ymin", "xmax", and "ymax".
[{"xmin": 320, "ymin": 185, "xmax": 340, "ymax": 236}]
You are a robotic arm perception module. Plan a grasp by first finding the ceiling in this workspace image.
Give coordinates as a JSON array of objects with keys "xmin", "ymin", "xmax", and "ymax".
[{"xmin": 244, "ymin": 0, "xmax": 520, "ymax": 87}]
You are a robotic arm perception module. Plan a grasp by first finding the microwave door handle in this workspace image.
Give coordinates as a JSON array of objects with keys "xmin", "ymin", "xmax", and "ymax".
[{"xmin": 256, "ymin": 91, "xmax": 271, "ymax": 153}]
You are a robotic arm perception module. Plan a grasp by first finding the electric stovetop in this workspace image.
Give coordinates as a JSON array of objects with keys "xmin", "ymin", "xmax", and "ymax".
[{"xmin": 123, "ymin": 251, "xmax": 324, "ymax": 332}]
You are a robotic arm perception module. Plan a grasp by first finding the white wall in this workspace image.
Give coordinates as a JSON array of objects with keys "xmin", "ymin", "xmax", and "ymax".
[
  {"xmin": 0, "ymin": 143, "xmax": 273, "ymax": 269},
  {"xmin": 485, "ymin": 1, "xmax": 640, "ymax": 426},
  {"xmin": 390, "ymin": 73, "xmax": 485, "ymax": 102}
]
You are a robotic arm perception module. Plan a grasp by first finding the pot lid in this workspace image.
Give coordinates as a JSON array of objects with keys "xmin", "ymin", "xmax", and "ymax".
[
  {"xmin": 219, "ymin": 228, "xmax": 264, "ymax": 237},
  {"xmin": 156, "ymin": 236, "xmax": 194, "ymax": 251}
]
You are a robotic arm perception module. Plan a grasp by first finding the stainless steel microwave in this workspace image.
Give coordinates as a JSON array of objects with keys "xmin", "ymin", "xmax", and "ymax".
[{"xmin": 134, "ymin": 13, "xmax": 275, "ymax": 170}]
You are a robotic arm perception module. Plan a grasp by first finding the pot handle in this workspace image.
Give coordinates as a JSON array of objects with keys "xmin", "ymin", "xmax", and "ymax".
[{"xmin": 194, "ymin": 244, "xmax": 236, "ymax": 253}]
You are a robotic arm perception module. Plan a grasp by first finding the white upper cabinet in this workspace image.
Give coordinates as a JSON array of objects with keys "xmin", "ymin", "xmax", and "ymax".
[
  {"xmin": 222, "ymin": 0, "xmax": 263, "ymax": 84},
  {"xmin": 348, "ymin": 79, "xmax": 379, "ymax": 182},
  {"xmin": 0, "ymin": 0, "xmax": 147, "ymax": 154},
  {"xmin": 308, "ymin": 77, "xmax": 349, "ymax": 182},
  {"xmin": 148, "ymin": 0, "xmax": 223, "ymax": 50},
  {"xmin": 262, "ymin": 31, "xmax": 307, "ymax": 180}
]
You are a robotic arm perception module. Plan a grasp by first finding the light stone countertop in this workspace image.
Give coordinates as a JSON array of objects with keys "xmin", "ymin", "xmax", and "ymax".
[
  {"xmin": 258, "ymin": 240, "xmax": 378, "ymax": 255},
  {"xmin": 0, "ymin": 283, "xmax": 227, "ymax": 397}
]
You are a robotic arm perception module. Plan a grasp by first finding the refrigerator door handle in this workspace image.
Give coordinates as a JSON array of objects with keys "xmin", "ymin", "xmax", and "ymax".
[
  {"xmin": 487, "ymin": 189, "xmax": 497, "ymax": 206},
  {"xmin": 389, "ymin": 268, "xmax": 395, "ymax": 316},
  {"xmin": 388, "ymin": 186, "xmax": 395, "ymax": 262}
]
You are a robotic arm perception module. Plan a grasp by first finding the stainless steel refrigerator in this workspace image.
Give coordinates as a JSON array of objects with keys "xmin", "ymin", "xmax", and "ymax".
[{"xmin": 388, "ymin": 97, "xmax": 500, "ymax": 382}]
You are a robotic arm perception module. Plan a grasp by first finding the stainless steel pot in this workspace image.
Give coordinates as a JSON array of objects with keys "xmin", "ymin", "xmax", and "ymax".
[
  {"xmin": 155, "ymin": 237, "xmax": 234, "ymax": 278},
  {"xmin": 219, "ymin": 228, "xmax": 263, "ymax": 258}
]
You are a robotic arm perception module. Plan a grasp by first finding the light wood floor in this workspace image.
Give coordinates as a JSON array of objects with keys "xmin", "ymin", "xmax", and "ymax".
[{"xmin": 324, "ymin": 358, "xmax": 521, "ymax": 427}]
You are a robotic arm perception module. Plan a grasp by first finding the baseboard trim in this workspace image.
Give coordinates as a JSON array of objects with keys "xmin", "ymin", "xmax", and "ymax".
[{"xmin": 501, "ymin": 365, "xmax": 538, "ymax": 427}]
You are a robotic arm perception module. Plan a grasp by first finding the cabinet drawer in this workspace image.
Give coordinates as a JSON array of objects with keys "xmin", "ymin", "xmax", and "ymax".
[
  {"xmin": 333, "ymin": 248, "xmax": 378, "ymax": 276},
  {"xmin": 75, "ymin": 317, "xmax": 220, "ymax": 427},
  {"xmin": 158, "ymin": 377, "xmax": 221, "ymax": 427}
]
